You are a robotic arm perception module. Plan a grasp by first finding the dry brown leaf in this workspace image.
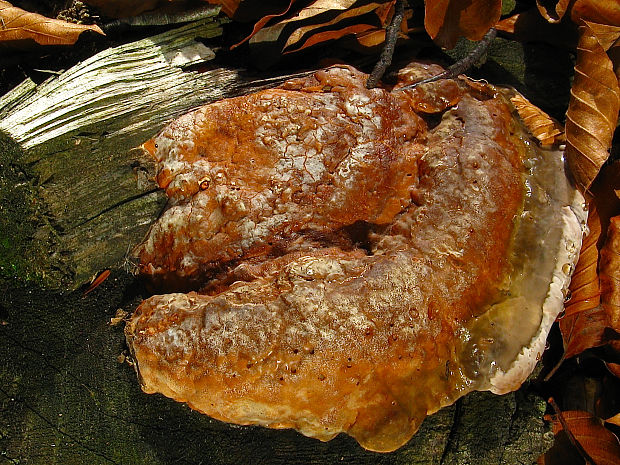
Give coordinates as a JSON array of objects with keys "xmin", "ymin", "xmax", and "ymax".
[
  {"xmin": 607, "ymin": 412, "xmax": 620, "ymax": 426},
  {"xmin": 286, "ymin": 22, "xmax": 376, "ymax": 53},
  {"xmin": 510, "ymin": 93, "xmax": 565, "ymax": 146},
  {"xmin": 536, "ymin": 0, "xmax": 571, "ymax": 23},
  {"xmin": 565, "ymin": 22, "xmax": 620, "ymax": 196},
  {"xmin": 570, "ymin": 0, "xmax": 620, "ymax": 27},
  {"xmin": 248, "ymin": 0, "xmax": 359, "ymax": 47},
  {"xmin": 600, "ymin": 216, "xmax": 620, "ymax": 331},
  {"xmin": 424, "ymin": 0, "xmax": 502, "ymax": 49},
  {"xmin": 582, "ymin": 20, "xmax": 620, "ymax": 51},
  {"xmin": 606, "ymin": 362, "xmax": 620, "ymax": 379},
  {"xmin": 231, "ymin": 0, "xmax": 297, "ymax": 49},
  {"xmin": 560, "ymin": 306, "xmax": 610, "ymax": 360},
  {"xmin": 542, "ymin": 410, "xmax": 620, "ymax": 465},
  {"xmin": 208, "ymin": 0, "xmax": 241, "ymax": 18},
  {"xmin": 354, "ymin": 27, "xmax": 385, "ymax": 47},
  {"xmin": 564, "ymin": 204, "xmax": 601, "ymax": 319},
  {"xmin": 0, "ymin": 0, "xmax": 104, "ymax": 45},
  {"xmin": 559, "ymin": 204, "xmax": 610, "ymax": 361},
  {"xmin": 283, "ymin": 2, "xmax": 386, "ymax": 51}
]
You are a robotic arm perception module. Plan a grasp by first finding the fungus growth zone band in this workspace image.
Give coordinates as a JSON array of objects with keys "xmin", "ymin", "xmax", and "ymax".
[{"xmin": 125, "ymin": 63, "xmax": 585, "ymax": 452}]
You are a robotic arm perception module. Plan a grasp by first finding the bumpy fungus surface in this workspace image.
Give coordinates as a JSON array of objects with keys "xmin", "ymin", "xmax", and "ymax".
[{"xmin": 126, "ymin": 63, "xmax": 586, "ymax": 452}]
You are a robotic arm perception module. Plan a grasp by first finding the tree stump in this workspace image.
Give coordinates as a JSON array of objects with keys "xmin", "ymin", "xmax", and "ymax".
[{"xmin": 0, "ymin": 15, "xmax": 554, "ymax": 464}]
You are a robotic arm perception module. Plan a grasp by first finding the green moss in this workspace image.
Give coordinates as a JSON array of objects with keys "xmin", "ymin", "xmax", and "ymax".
[{"xmin": 0, "ymin": 132, "xmax": 63, "ymax": 285}]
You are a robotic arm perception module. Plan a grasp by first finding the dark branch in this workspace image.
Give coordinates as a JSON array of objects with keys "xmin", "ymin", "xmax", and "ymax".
[
  {"xmin": 366, "ymin": 0, "xmax": 406, "ymax": 89},
  {"xmin": 398, "ymin": 27, "xmax": 497, "ymax": 91}
]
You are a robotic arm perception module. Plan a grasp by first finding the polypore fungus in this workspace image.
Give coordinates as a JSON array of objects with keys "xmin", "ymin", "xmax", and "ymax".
[{"xmin": 125, "ymin": 63, "xmax": 586, "ymax": 452}]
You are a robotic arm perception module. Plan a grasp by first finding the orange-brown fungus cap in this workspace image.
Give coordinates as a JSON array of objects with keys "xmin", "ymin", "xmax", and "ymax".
[{"xmin": 126, "ymin": 63, "xmax": 586, "ymax": 452}]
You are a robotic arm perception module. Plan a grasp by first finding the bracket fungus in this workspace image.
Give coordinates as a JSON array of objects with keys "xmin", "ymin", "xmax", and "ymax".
[{"xmin": 125, "ymin": 63, "xmax": 586, "ymax": 452}]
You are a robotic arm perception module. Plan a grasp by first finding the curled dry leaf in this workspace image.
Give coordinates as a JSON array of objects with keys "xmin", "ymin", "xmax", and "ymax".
[
  {"xmin": 564, "ymin": 22, "xmax": 620, "ymax": 196},
  {"xmin": 424, "ymin": 0, "xmax": 502, "ymax": 49},
  {"xmin": 510, "ymin": 93, "xmax": 564, "ymax": 146},
  {"xmin": 570, "ymin": 0, "xmax": 620, "ymax": 27},
  {"xmin": 536, "ymin": 0, "xmax": 571, "ymax": 23},
  {"xmin": 564, "ymin": 203, "xmax": 601, "ymax": 319},
  {"xmin": 541, "ymin": 410, "xmax": 620, "ymax": 465},
  {"xmin": 250, "ymin": 0, "xmax": 358, "ymax": 46},
  {"xmin": 606, "ymin": 362, "xmax": 620, "ymax": 379},
  {"xmin": 600, "ymin": 216, "xmax": 620, "ymax": 332},
  {"xmin": 283, "ymin": 2, "xmax": 386, "ymax": 52},
  {"xmin": 244, "ymin": 0, "xmax": 397, "ymax": 56},
  {"xmin": 231, "ymin": 0, "xmax": 296, "ymax": 49},
  {"xmin": 547, "ymin": 205, "xmax": 610, "ymax": 373},
  {"xmin": 558, "ymin": 304, "xmax": 611, "ymax": 364},
  {"xmin": 0, "ymin": 0, "xmax": 104, "ymax": 45},
  {"xmin": 607, "ymin": 412, "xmax": 620, "ymax": 427}
]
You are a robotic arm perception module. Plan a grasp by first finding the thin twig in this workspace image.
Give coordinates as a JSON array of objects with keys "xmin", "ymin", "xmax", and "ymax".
[
  {"xmin": 366, "ymin": 0, "xmax": 406, "ymax": 89},
  {"xmin": 398, "ymin": 27, "xmax": 497, "ymax": 91},
  {"xmin": 548, "ymin": 397, "xmax": 598, "ymax": 465}
]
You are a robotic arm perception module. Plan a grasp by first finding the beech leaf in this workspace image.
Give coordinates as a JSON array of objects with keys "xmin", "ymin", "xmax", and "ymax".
[
  {"xmin": 249, "ymin": 0, "xmax": 359, "ymax": 47},
  {"xmin": 607, "ymin": 412, "xmax": 620, "ymax": 426},
  {"xmin": 600, "ymin": 216, "xmax": 620, "ymax": 331},
  {"xmin": 564, "ymin": 204, "xmax": 601, "ymax": 319},
  {"xmin": 542, "ymin": 410, "xmax": 620, "ymax": 465},
  {"xmin": 570, "ymin": 0, "xmax": 620, "ymax": 27},
  {"xmin": 231, "ymin": 0, "xmax": 297, "ymax": 49},
  {"xmin": 536, "ymin": 0, "xmax": 571, "ymax": 23},
  {"xmin": 424, "ymin": 0, "xmax": 502, "ymax": 49},
  {"xmin": 564, "ymin": 22, "xmax": 620, "ymax": 196},
  {"xmin": 283, "ymin": 2, "xmax": 386, "ymax": 52},
  {"xmin": 0, "ymin": 0, "xmax": 104, "ymax": 46},
  {"xmin": 605, "ymin": 362, "xmax": 620, "ymax": 379},
  {"xmin": 510, "ymin": 93, "xmax": 564, "ymax": 146},
  {"xmin": 559, "ymin": 306, "xmax": 611, "ymax": 362},
  {"xmin": 285, "ymin": 23, "xmax": 376, "ymax": 53}
]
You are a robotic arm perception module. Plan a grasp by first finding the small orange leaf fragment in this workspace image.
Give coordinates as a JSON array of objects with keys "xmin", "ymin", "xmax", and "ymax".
[
  {"xmin": 565, "ymin": 22, "xmax": 620, "ymax": 196},
  {"xmin": 0, "ymin": 0, "xmax": 104, "ymax": 46},
  {"xmin": 607, "ymin": 412, "xmax": 620, "ymax": 427},
  {"xmin": 83, "ymin": 269, "xmax": 111, "ymax": 297},
  {"xmin": 599, "ymin": 215, "xmax": 620, "ymax": 332},
  {"xmin": 606, "ymin": 362, "xmax": 620, "ymax": 379},
  {"xmin": 510, "ymin": 93, "xmax": 564, "ymax": 146}
]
